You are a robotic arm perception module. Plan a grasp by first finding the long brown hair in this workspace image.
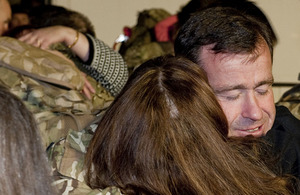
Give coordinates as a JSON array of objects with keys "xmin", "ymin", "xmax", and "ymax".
[
  {"xmin": 0, "ymin": 85, "xmax": 56, "ymax": 194},
  {"xmin": 85, "ymin": 55, "xmax": 291, "ymax": 194}
]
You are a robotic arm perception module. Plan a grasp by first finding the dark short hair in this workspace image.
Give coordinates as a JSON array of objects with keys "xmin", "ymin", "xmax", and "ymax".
[
  {"xmin": 174, "ymin": 7, "xmax": 274, "ymax": 65},
  {"xmin": 176, "ymin": 0, "xmax": 277, "ymax": 45}
]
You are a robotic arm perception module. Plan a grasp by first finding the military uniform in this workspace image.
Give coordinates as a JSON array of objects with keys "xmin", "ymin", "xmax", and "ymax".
[
  {"xmin": 0, "ymin": 36, "xmax": 122, "ymax": 148},
  {"xmin": 0, "ymin": 34, "xmax": 128, "ymax": 194},
  {"xmin": 47, "ymin": 120, "xmax": 122, "ymax": 195}
]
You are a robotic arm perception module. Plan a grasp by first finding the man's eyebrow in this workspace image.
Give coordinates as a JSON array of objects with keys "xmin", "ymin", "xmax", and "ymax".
[
  {"xmin": 255, "ymin": 77, "xmax": 274, "ymax": 88},
  {"xmin": 214, "ymin": 77, "xmax": 274, "ymax": 94},
  {"xmin": 214, "ymin": 84, "xmax": 247, "ymax": 94}
]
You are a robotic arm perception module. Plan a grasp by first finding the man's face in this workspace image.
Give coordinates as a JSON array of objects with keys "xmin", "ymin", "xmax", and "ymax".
[
  {"xmin": 200, "ymin": 42, "xmax": 275, "ymax": 137},
  {"xmin": 0, "ymin": 0, "xmax": 11, "ymax": 36},
  {"xmin": 10, "ymin": 13, "xmax": 30, "ymax": 29}
]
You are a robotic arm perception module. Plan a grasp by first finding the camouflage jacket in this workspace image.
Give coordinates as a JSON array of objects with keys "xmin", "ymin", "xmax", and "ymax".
[
  {"xmin": 0, "ymin": 35, "xmax": 127, "ymax": 194},
  {"xmin": 276, "ymin": 84, "xmax": 300, "ymax": 120},
  {"xmin": 47, "ymin": 121, "xmax": 122, "ymax": 195},
  {"xmin": 0, "ymin": 37, "xmax": 115, "ymax": 148}
]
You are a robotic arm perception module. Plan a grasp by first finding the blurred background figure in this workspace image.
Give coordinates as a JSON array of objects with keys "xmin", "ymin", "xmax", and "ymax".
[
  {"xmin": 10, "ymin": 4, "xmax": 30, "ymax": 29},
  {"xmin": 28, "ymin": 4, "xmax": 96, "ymax": 36}
]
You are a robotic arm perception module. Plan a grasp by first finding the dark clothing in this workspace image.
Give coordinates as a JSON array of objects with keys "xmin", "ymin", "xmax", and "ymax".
[
  {"xmin": 276, "ymin": 84, "xmax": 300, "ymax": 120},
  {"xmin": 265, "ymin": 106, "xmax": 300, "ymax": 179}
]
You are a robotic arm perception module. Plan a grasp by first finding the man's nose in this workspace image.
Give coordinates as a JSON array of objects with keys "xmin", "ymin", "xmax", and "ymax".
[{"xmin": 241, "ymin": 92, "xmax": 263, "ymax": 121}]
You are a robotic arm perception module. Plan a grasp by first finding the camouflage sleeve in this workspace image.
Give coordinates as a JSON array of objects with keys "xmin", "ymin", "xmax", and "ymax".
[
  {"xmin": 80, "ymin": 35, "xmax": 128, "ymax": 97},
  {"xmin": 47, "ymin": 124, "xmax": 123, "ymax": 195}
]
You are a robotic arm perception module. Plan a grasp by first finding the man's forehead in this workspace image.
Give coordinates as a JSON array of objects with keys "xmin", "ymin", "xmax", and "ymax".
[{"xmin": 199, "ymin": 45, "xmax": 262, "ymax": 66}]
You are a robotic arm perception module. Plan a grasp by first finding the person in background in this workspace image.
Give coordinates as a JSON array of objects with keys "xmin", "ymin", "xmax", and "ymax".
[
  {"xmin": 84, "ymin": 55, "xmax": 294, "ymax": 195},
  {"xmin": 10, "ymin": 4, "xmax": 30, "ymax": 30},
  {"xmin": 0, "ymin": 0, "xmax": 11, "ymax": 36},
  {"xmin": 0, "ymin": 85, "xmax": 56, "ymax": 195},
  {"xmin": 174, "ymin": 6, "xmax": 300, "ymax": 184},
  {"xmin": 28, "ymin": 5, "xmax": 96, "ymax": 36}
]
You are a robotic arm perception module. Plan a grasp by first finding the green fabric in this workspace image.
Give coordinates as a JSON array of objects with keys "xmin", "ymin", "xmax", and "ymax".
[{"xmin": 119, "ymin": 9, "xmax": 174, "ymax": 72}]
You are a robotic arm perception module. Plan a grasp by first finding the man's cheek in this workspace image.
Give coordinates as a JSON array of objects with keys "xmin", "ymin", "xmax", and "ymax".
[{"xmin": 217, "ymin": 100, "xmax": 233, "ymax": 123}]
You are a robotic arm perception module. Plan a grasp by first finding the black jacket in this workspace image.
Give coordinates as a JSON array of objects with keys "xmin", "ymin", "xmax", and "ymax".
[{"xmin": 264, "ymin": 106, "xmax": 300, "ymax": 191}]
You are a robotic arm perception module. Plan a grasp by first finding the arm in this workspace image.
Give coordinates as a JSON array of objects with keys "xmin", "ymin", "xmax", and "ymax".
[
  {"xmin": 80, "ymin": 34, "xmax": 128, "ymax": 97},
  {"xmin": 18, "ymin": 25, "xmax": 129, "ymax": 97}
]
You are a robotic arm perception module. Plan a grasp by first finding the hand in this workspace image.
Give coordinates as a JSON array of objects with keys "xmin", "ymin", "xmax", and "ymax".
[
  {"xmin": 18, "ymin": 25, "xmax": 90, "ymax": 61},
  {"xmin": 38, "ymin": 49, "xmax": 95, "ymax": 99},
  {"xmin": 81, "ymin": 72, "xmax": 95, "ymax": 100},
  {"xmin": 18, "ymin": 26, "xmax": 71, "ymax": 49}
]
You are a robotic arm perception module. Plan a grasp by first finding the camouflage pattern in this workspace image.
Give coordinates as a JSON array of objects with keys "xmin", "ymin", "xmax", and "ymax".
[
  {"xmin": 0, "ymin": 36, "xmax": 126, "ymax": 194},
  {"xmin": 119, "ymin": 9, "xmax": 174, "ymax": 72},
  {"xmin": 276, "ymin": 84, "xmax": 300, "ymax": 120},
  {"xmin": 0, "ymin": 37, "xmax": 114, "ymax": 148},
  {"xmin": 0, "ymin": 36, "xmax": 85, "ymax": 90},
  {"xmin": 47, "ymin": 121, "xmax": 122, "ymax": 195}
]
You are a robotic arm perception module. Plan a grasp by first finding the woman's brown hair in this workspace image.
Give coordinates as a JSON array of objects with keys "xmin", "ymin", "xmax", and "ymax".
[{"xmin": 85, "ymin": 55, "xmax": 291, "ymax": 194}]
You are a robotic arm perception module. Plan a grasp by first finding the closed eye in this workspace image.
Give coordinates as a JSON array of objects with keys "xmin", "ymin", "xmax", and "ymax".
[
  {"xmin": 257, "ymin": 90, "xmax": 269, "ymax": 95},
  {"xmin": 255, "ymin": 84, "xmax": 272, "ymax": 96},
  {"xmin": 225, "ymin": 94, "xmax": 240, "ymax": 101},
  {"xmin": 217, "ymin": 92, "xmax": 241, "ymax": 101}
]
